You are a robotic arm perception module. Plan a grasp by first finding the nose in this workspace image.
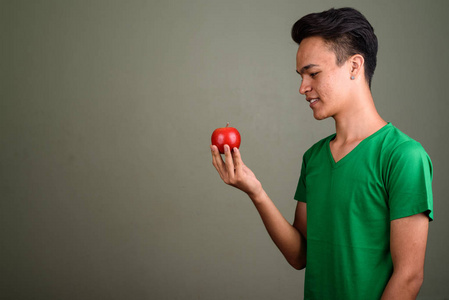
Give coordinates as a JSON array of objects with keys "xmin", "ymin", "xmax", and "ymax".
[{"xmin": 299, "ymin": 78, "xmax": 311, "ymax": 95}]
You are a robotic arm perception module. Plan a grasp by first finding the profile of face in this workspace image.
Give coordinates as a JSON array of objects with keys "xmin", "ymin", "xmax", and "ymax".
[{"xmin": 296, "ymin": 36, "xmax": 355, "ymax": 120}]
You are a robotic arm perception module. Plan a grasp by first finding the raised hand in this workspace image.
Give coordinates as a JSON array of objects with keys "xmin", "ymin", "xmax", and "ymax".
[{"xmin": 210, "ymin": 144, "xmax": 263, "ymax": 198}]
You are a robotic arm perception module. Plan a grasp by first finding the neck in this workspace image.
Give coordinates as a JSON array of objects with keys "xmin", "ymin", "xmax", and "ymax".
[{"xmin": 332, "ymin": 90, "xmax": 387, "ymax": 143}]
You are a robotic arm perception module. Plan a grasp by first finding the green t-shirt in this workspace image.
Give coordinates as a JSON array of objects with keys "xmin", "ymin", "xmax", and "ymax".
[{"xmin": 294, "ymin": 123, "xmax": 433, "ymax": 300}]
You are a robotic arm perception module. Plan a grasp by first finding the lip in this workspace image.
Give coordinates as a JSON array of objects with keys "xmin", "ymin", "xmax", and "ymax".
[{"xmin": 307, "ymin": 98, "xmax": 320, "ymax": 108}]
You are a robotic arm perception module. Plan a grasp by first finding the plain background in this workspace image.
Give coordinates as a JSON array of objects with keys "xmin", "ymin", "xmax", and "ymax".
[{"xmin": 1, "ymin": 0, "xmax": 448, "ymax": 299}]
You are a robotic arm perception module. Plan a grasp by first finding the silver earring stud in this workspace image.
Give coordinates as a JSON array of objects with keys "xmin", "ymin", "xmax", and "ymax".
[{"xmin": 350, "ymin": 76, "xmax": 355, "ymax": 80}]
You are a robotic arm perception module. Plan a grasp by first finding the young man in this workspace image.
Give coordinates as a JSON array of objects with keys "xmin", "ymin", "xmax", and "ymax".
[{"xmin": 210, "ymin": 7, "xmax": 433, "ymax": 300}]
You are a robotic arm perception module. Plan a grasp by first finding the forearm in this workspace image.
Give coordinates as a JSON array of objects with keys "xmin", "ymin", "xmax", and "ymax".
[
  {"xmin": 249, "ymin": 189, "xmax": 306, "ymax": 270},
  {"xmin": 210, "ymin": 146, "xmax": 306, "ymax": 268},
  {"xmin": 381, "ymin": 271, "xmax": 423, "ymax": 300}
]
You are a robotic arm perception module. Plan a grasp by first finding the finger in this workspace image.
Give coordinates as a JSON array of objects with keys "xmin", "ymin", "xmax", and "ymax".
[
  {"xmin": 223, "ymin": 144, "xmax": 235, "ymax": 180},
  {"xmin": 210, "ymin": 145, "xmax": 225, "ymax": 177},
  {"xmin": 231, "ymin": 147, "xmax": 243, "ymax": 174}
]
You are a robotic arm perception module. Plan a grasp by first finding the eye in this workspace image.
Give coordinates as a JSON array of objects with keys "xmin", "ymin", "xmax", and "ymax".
[{"xmin": 310, "ymin": 72, "xmax": 319, "ymax": 78}]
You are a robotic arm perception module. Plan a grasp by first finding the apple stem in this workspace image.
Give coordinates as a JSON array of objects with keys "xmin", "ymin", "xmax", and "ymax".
[{"xmin": 226, "ymin": 122, "xmax": 229, "ymax": 127}]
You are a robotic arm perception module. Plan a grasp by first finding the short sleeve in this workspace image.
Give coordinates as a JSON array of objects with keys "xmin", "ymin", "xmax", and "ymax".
[
  {"xmin": 387, "ymin": 141, "xmax": 433, "ymax": 221},
  {"xmin": 294, "ymin": 156, "xmax": 307, "ymax": 203}
]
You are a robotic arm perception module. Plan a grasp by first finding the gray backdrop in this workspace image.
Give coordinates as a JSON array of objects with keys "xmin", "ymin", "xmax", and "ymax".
[{"xmin": 1, "ymin": 0, "xmax": 448, "ymax": 299}]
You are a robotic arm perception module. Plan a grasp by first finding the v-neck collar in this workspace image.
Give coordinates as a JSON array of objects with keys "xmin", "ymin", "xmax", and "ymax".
[{"xmin": 326, "ymin": 122, "xmax": 392, "ymax": 168}]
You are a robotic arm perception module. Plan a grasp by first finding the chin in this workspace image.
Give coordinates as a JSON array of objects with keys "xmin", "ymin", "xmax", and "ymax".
[{"xmin": 313, "ymin": 113, "xmax": 329, "ymax": 120}]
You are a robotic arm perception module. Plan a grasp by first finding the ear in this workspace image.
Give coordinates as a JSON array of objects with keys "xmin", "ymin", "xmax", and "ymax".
[{"xmin": 349, "ymin": 54, "xmax": 365, "ymax": 79}]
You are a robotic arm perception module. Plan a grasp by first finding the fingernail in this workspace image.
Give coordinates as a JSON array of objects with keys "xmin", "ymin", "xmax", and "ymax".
[{"xmin": 224, "ymin": 145, "xmax": 229, "ymax": 153}]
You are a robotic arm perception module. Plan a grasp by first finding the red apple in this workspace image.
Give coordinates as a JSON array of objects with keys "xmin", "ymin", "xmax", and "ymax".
[{"xmin": 211, "ymin": 122, "xmax": 241, "ymax": 154}]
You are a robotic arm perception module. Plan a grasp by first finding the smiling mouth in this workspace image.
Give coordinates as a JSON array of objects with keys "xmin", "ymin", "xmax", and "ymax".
[{"xmin": 307, "ymin": 98, "xmax": 320, "ymax": 108}]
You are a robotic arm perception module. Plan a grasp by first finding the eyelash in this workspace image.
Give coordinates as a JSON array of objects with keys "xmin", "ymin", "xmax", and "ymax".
[{"xmin": 299, "ymin": 72, "xmax": 319, "ymax": 82}]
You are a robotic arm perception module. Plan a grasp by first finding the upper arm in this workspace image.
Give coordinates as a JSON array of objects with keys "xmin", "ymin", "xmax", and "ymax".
[
  {"xmin": 387, "ymin": 141, "xmax": 433, "ymax": 221},
  {"xmin": 390, "ymin": 213, "xmax": 429, "ymax": 276},
  {"xmin": 293, "ymin": 201, "xmax": 307, "ymax": 239}
]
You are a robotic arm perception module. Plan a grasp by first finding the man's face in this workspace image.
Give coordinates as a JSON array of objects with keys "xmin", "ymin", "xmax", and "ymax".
[{"xmin": 296, "ymin": 36, "xmax": 352, "ymax": 120}]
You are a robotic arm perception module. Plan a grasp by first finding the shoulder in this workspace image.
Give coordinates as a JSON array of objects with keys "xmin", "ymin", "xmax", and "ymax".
[
  {"xmin": 378, "ymin": 124, "xmax": 433, "ymax": 182},
  {"xmin": 303, "ymin": 133, "xmax": 335, "ymax": 160},
  {"xmin": 380, "ymin": 124, "xmax": 430, "ymax": 162}
]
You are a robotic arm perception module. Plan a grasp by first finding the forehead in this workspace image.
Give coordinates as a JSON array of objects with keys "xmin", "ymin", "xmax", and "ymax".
[{"xmin": 296, "ymin": 36, "xmax": 336, "ymax": 70}]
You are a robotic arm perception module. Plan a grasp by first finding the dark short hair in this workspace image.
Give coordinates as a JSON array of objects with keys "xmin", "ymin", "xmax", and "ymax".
[{"xmin": 291, "ymin": 7, "xmax": 378, "ymax": 87}]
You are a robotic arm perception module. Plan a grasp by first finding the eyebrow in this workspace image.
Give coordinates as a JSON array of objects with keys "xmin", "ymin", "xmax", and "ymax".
[{"xmin": 297, "ymin": 64, "xmax": 319, "ymax": 75}]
